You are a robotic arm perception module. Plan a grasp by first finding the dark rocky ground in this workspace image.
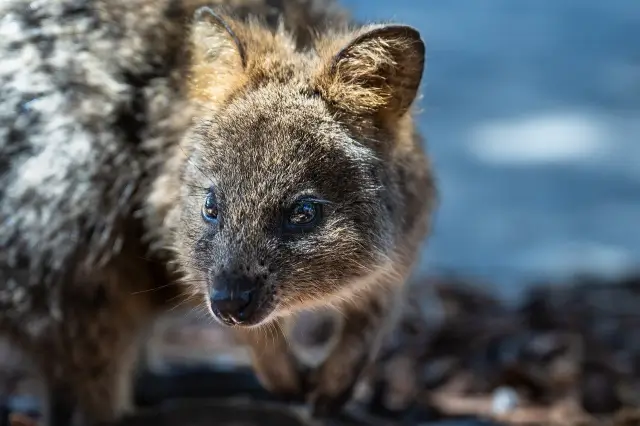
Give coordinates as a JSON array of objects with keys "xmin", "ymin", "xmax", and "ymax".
[{"xmin": 4, "ymin": 273, "xmax": 640, "ymax": 426}]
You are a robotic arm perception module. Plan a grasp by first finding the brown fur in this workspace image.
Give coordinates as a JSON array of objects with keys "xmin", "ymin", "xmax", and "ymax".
[{"xmin": 0, "ymin": 0, "xmax": 434, "ymax": 423}]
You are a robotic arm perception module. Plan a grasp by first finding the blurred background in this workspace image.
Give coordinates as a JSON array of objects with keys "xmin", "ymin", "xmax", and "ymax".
[{"xmin": 341, "ymin": 0, "xmax": 640, "ymax": 302}]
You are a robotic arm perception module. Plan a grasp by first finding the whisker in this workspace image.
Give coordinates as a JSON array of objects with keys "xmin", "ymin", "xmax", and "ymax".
[
  {"xmin": 130, "ymin": 282, "xmax": 179, "ymax": 295},
  {"xmin": 180, "ymin": 145, "xmax": 215, "ymax": 187}
]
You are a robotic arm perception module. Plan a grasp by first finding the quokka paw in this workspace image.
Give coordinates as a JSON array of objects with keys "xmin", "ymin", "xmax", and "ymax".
[{"xmin": 306, "ymin": 348, "xmax": 369, "ymax": 418}]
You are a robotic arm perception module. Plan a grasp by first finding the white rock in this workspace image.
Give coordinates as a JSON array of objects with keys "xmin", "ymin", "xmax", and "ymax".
[{"xmin": 492, "ymin": 386, "xmax": 519, "ymax": 415}]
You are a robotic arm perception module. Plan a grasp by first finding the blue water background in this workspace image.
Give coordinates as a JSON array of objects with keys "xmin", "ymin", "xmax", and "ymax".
[{"xmin": 341, "ymin": 0, "xmax": 640, "ymax": 301}]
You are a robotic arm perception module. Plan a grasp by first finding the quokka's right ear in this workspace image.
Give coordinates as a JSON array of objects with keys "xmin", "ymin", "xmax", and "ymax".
[
  {"xmin": 189, "ymin": 7, "xmax": 247, "ymax": 104},
  {"xmin": 315, "ymin": 25, "xmax": 425, "ymax": 118}
]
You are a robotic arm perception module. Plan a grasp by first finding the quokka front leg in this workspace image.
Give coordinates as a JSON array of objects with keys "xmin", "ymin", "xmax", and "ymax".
[
  {"xmin": 306, "ymin": 287, "xmax": 402, "ymax": 417},
  {"xmin": 235, "ymin": 324, "xmax": 304, "ymax": 400}
]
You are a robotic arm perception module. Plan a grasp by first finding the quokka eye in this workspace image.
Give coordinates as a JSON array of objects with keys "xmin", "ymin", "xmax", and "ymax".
[
  {"xmin": 285, "ymin": 200, "xmax": 322, "ymax": 232},
  {"xmin": 201, "ymin": 190, "xmax": 219, "ymax": 223}
]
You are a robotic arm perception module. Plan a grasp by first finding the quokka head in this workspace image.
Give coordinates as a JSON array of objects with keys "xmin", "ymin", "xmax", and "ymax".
[{"xmin": 172, "ymin": 6, "xmax": 428, "ymax": 327}]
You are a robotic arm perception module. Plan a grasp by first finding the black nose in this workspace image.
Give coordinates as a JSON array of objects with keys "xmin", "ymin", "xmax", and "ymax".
[{"xmin": 209, "ymin": 277, "xmax": 259, "ymax": 325}]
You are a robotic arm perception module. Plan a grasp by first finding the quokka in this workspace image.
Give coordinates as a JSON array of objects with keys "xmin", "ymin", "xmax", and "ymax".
[{"xmin": 0, "ymin": 0, "xmax": 436, "ymax": 423}]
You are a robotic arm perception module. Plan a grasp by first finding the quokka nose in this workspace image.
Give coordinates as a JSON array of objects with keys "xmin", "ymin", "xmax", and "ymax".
[{"xmin": 209, "ymin": 282, "xmax": 259, "ymax": 325}]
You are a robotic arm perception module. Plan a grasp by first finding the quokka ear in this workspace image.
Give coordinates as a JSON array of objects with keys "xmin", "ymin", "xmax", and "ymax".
[
  {"xmin": 317, "ymin": 25, "xmax": 425, "ymax": 117},
  {"xmin": 189, "ymin": 7, "xmax": 247, "ymax": 104}
]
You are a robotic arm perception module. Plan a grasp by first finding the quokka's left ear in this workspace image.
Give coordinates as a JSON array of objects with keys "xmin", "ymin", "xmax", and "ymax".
[
  {"xmin": 189, "ymin": 6, "xmax": 248, "ymax": 104},
  {"xmin": 192, "ymin": 6, "xmax": 247, "ymax": 68},
  {"xmin": 315, "ymin": 25, "xmax": 425, "ymax": 118}
]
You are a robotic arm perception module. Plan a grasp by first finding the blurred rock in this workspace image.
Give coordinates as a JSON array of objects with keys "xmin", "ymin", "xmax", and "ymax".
[
  {"xmin": 356, "ymin": 272, "xmax": 640, "ymax": 424},
  {"xmin": 491, "ymin": 387, "xmax": 519, "ymax": 415}
]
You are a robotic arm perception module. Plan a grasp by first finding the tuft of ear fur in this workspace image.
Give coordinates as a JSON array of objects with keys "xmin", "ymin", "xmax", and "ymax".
[
  {"xmin": 315, "ymin": 25, "xmax": 425, "ymax": 118},
  {"xmin": 188, "ymin": 7, "xmax": 247, "ymax": 105}
]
